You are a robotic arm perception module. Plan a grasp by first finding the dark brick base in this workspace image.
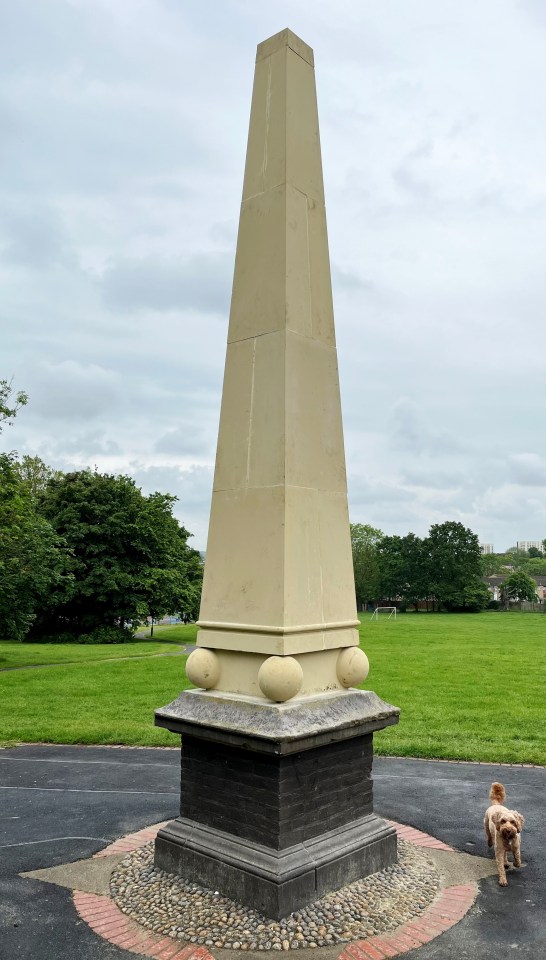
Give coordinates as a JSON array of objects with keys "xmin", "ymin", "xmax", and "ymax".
[
  {"xmin": 180, "ymin": 733, "xmax": 374, "ymax": 849},
  {"xmin": 154, "ymin": 729, "xmax": 397, "ymax": 918}
]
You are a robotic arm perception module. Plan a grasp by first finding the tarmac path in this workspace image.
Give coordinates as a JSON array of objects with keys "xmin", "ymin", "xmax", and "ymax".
[{"xmin": 0, "ymin": 745, "xmax": 543, "ymax": 960}]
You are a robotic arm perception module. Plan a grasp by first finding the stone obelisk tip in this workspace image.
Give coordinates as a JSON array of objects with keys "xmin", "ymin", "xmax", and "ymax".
[{"xmin": 256, "ymin": 28, "xmax": 314, "ymax": 67}]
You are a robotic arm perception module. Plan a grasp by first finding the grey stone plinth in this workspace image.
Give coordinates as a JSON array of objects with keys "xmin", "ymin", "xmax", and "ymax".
[
  {"xmin": 154, "ymin": 689, "xmax": 399, "ymax": 918},
  {"xmin": 155, "ymin": 813, "xmax": 396, "ymax": 920},
  {"xmin": 155, "ymin": 688, "xmax": 399, "ymax": 754}
]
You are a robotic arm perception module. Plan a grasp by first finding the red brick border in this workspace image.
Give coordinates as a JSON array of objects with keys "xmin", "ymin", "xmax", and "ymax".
[
  {"xmin": 73, "ymin": 892, "xmax": 213, "ymax": 960},
  {"xmin": 93, "ymin": 822, "xmax": 169, "ymax": 858},
  {"xmin": 74, "ymin": 820, "xmax": 477, "ymax": 959}
]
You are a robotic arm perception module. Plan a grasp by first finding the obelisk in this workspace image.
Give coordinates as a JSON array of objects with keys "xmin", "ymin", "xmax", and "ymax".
[{"xmin": 155, "ymin": 28, "xmax": 399, "ymax": 918}]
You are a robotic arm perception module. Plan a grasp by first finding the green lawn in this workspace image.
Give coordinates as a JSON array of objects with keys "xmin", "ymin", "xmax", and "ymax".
[
  {"xmin": 139, "ymin": 623, "xmax": 199, "ymax": 644},
  {"xmin": 0, "ymin": 613, "xmax": 544, "ymax": 763},
  {"xmin": 361, "ymin": 611, "xmax": 546, "ymax": 764},
  {"xmin": 0, "ymin": 637, "xmax": 190, "ymax": 670},
  {"xmin": 0, "ymin": 656, "xmax": 191, "ymax": 746}
]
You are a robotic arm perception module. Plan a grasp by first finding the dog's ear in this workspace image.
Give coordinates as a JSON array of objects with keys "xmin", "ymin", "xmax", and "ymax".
[
  {"xmin": 491, "ymin": 811, "xmax": 502, "ymax": 828},
  {"xmin": 513, "ymin": 811, "xmax": 524, "ymax": 833}
]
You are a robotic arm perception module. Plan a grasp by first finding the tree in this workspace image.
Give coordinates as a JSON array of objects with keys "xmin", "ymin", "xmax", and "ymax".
[
  {"xmin": 480, "ymin": 553, "xmax": 507, "ymax": 576},
  {"xmin": 378, "ymin": 532, "xmax": 429, "ymax": 610},
  {"xmin": 504, "ymin": 546, "xmax": 526, "ymax": 569},
  {"xmin": 524, "ymin": 557, "xmax": 546, "ymax": 577},
  {"xmin": 500, "ymin": 571, "xmax": 537, "ymax": 609},
  {"xmin": 0, "ymin": 453, "xmax": 69, "ymax": 641},
  {"xmin": 35, "ymin": 470, "xmax": 203, "ymax": 638},
  {"xmin": 426, "ymin": 521, "xmax": 487, "ymax": 612},
  {"xmin": 0, "ymin": 378, "xmax": 28, "ymax": 430},
  {"xmin": 135, "ymin": 491, "xmax": 203, "ymax": 635},
  {"xmin": 528, "ymin": 546, "xmax": 542, "ymax": 559},
  {"xmin": 14, "ymin": 455, "xmax": 64, "ymax": 499},
  {"xmin": 0, "ymin": 381, "xmax": 69, "ymax": 640},
  {"xmin": 350, "ymin": 524, "xmax": 383, "ymax": 609},
  {"xmin": 377, "ymin": 535, "xmax": 405, "ymax": 602}
]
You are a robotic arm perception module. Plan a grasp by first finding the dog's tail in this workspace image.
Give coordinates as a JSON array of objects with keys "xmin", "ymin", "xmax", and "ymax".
[{"xmin": 489, "ymin": 782, "xmax": 506, "ymax": 804}]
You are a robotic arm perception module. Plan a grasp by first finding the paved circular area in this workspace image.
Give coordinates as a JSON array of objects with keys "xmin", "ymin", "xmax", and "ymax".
[{"xmin": 73, "ymin": 820, "xmax": 477, "ymax": 959}]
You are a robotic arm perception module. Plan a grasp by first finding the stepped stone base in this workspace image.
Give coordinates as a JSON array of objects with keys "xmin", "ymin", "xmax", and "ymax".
[{"xmin": 154, "ymin": 689, "xmax": 399, "ymax": 918}]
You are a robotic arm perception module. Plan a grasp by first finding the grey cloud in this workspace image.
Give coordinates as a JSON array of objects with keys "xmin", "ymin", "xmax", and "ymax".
[
  {"xmin": 393, "ymin": 164, "xmax": 431, "ymax": 201},
  {"xmin": 101, "ymin": 252, "xmax": 232, "ymax": 315},
  {"xmin": 331, "ymin": 265, "xmax": 373, "ymax": 293},
  {"xmin": 508, "ymin": 454, "xmax": 546, "ymax": 486},
  {"xmin": 27, "ymin": 361, "xmax": 123, "ymax": 422},
  {"xmin": 348, "ymin": 474, "xmax": 414, "ymax": 506},
  {"xmin": 521, "ymin": 0, "xmax": 546, "ymax": 28},
  {"xmin": 473, "ymin": 484, "xmax": 546, "ymax": 525},
  {"xmin": 401, "ymin": 466, "xmax": 466, "ymax": 489},
  {"xmin": 1, "ymin": 204, "xmax": 70, "ymax": 269},
  {"xmin": 390, "ymin": 399, "xmax": 466, "ymax": 457},
  {"xmin": 154, "ymin": 425, "xmax": 210, "ymax": 458},
  {"xmin": 47, "ymin": 432, "xmax": 123, "ymax": 458}
]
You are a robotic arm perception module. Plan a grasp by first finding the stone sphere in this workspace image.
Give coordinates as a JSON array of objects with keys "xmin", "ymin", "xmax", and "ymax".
[
  {"xmin": 336, "ymin": 646, "xmax": 369, "ymax": 688},
  {"xmin": 258, "ymin": 656, "xmax": 303, "ymax": 703},
  {"xmin": 186, "ymin": 648, "xmax": 220, "ymax": 690}
]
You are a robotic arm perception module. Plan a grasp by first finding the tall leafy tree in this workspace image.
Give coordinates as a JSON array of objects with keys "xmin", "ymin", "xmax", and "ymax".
[
  {"xmin": 36, "ymin": 470, "xmax": 202, "ymax": 637},
  {"xmin": 377, "ymin": 535, "xmax": 405, "ymax": 601},
  {"xmin": 0, "ymin": 380, "xmax": 69, "ymax": 640},
  {"xmin": 379, "ymin": 533, "xmax": 431, "ymax": 611},
  {"xmin": 426, "ymin": 521, "xmax": 487, "ymax": 611},
  {"xmin": 0, "ymin": 453, "xmax": 69, "ymax": 641},
  {"xmin": 350, "ymin": 524, "xmax": 383, "ymax": 609},
  {"xmin": 135, "ymin": 491, "xmax": 203, "ymax": 634},
  {"xmin": 400, "ymin": 533, "xmax": 430, "ymax": 610}
]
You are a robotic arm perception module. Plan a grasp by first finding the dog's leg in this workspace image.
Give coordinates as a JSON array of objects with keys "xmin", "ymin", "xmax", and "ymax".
[
  {"xmin": 495, "ymin": 838, "xmax": 508, "ymax": 886},
  {"xmin": 485, "ymin": 816, "xmax": 493, "ymax": 848},
  {"xmin": 513, "ymin": 836, "xmax": 522, "ymax": 869}
]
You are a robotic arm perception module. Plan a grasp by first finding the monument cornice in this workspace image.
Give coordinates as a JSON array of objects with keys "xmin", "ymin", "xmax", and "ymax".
[{"xmin": 197, "ymin": 618, "xmax": 360, "ymax": 635}]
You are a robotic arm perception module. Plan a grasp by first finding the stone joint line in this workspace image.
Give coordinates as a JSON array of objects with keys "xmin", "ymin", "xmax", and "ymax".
[{"xmin": 74, "ymin": 820, "xmax": 476, "ymax": 958}]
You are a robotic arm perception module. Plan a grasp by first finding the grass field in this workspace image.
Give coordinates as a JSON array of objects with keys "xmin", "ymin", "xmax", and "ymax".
[
  {"xmin": 0, "ymin": 638, "xmax": 187, "ymax": 670},
  {"xmin": 360, "ymin": 611, "xmax": 546, "ymax": 764},
  {"xmin": 0, "ymin": 614, "xmax": 544, "ymax": 763}
]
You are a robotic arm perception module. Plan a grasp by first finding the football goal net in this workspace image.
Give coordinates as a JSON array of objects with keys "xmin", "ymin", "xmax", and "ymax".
[{"xmin": 370, "ymin": 606, "xmax": 397, "ymax": 621}]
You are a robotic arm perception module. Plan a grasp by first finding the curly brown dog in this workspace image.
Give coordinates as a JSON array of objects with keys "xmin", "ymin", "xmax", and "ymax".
[{"xmin": 484, "ymin": 782, "xmax": 524, "ymax": 886}]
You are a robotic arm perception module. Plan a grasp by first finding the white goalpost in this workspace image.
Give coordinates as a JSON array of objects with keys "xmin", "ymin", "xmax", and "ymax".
[{"xmin": 370, "ymin": 606, "xmax": 397, "ymax": 621}]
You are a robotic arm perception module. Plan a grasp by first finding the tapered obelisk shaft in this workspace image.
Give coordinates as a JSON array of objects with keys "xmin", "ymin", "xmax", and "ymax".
[
  {"xmin": 193, "ymin": 28, "xmax": 363, "ymax": 700},
  {"xmin": 155, "ymin": 30, "xmax": 399, "ymax": 916}
]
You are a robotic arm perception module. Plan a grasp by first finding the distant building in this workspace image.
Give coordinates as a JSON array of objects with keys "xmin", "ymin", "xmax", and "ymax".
[
  {"xmin": 517, "ymin": 541, "xmax": 544, "ymax": 554},
  {"xmin": 480, "ymin": 543, "xmax": 494, "ymax": 555},
  {"xmin": 484, "ymin": 575, "xmax": 546, "ymax": 604}
]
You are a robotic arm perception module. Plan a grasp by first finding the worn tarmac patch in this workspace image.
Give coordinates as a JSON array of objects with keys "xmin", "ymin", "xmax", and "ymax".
[
  {"xmin": 424, "ymin": 847, "xmax": 498, "ymax": 887},
  {"xmin": 21, "ymin": 853, "xmax": 125, "ymax": 896}
]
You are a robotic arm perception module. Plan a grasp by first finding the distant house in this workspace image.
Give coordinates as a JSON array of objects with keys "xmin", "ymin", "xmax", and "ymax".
[
  {"xmin": 480, "ymin": 543, "xmax": 494, "ymax": 555},
  {"xmin": 484, "ymin": 575, "xmax": 546, "ymax": 604}
]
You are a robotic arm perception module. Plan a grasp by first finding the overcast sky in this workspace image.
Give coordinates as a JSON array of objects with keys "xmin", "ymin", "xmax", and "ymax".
[{"xmin": 2, "ymin": 0, "xmax": 546, "ymax": 551}]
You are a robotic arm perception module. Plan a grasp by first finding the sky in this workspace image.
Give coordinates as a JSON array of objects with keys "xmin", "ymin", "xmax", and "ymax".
[{"xmin": 2, "ymin": 0, "xmax": 546, "ymax": 552}]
